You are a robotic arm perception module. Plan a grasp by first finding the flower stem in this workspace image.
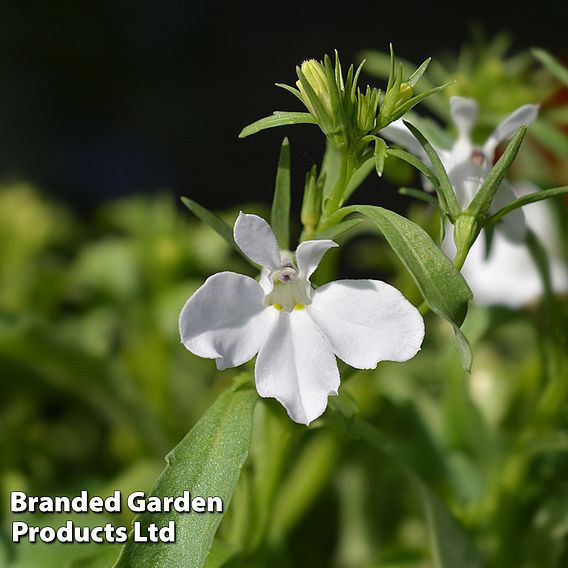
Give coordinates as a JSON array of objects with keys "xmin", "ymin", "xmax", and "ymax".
[{"xmin": 323, "ymin": 152, "xmax": 354, "ymax": 219}]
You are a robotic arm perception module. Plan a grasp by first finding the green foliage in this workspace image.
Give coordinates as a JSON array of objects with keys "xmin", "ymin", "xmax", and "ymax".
[
  {"xmin": 271, "ymin": 138, "xmax": 292, "ymax": 250},
  {"xmin": 342, "ymin": 205, "xmax": 472, "ymax": 327},
  {"xmin": 113, "ymin": 381, "xmax": 258, "ymax": 568}
]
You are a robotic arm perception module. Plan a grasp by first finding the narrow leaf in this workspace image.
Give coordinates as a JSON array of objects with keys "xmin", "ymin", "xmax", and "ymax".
[
  {"xmin": 484, "ymin": 185, "xmax": 568, "ymax": 226},
  {"xmin": 180, "ymin": 198, "xmax": 253, "ymax": 264},
  {"xmin": 453, "ymin": 324, "xmax": 473, "ymax": 373},
  {"xmin": 468, "ymin": 125, "xmax": 527, "ymax": 217},
  {"xmin": 399, "ymin": 187, "xmax": 438, "ymax": 206},
  {"xmin": 344, "ymin": 155, "xmax": 375, "ymax": 200},
  {"xmin": 530, "ymin": 120, "xmax": 568, "ymax": 162},
  {"xmin": 271, "ymin": 138, "xmax": 291, "ymax": 249},
  {"xmin": 403, "ymin": 121, "xmax": 460, "ymax": 216},
  {"xmin": 239, "ymin": 112, "xmax": 316, "ymax": 138},
  {"xmin": 374, "ymin": 137, "xmax": 388, "ymax": 176},
  {"xmin": 392, "ymin": 83, "xmax": 452, "ymax": 122},
  {"xmin": 314, "ymin": 218, "xmax": 364, "ymax": 240},
  {"xmin": 387, "ymin": 148, "xmax": 438, "ymax": 190},
  {"xmin": 113, "ymin": 383, "xmax": 258, "ymax": 568},
  {"xmin": 275, "ymin": 83, "xmax": 303, "ymax": 102},
  {"xmin": 343, "ymin": 205, "xmax": 472, "ymax": 326},
  {"xmin": 406, "ymin": 57, "xmax": 432, "ymax": 87}
]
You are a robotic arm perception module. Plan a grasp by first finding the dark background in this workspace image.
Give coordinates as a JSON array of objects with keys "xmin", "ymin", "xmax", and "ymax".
[{"xmin": 0, "ymin": 0, "xmax": 566, "ymax": 213}]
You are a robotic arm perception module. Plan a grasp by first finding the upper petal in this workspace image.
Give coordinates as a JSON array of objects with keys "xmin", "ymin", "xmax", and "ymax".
[
  {"xmin": 450, "ymin": 97, "xmax": 478, "ymax": 138},
  {"xmin": 255, "ymin": 310, "xmax": 340, "ymax": 425},
  {"xmin": 483, "ymin": 104, "xmax": 539, "ymax": 159},
  {"xmin": 308, "ymin": 279, "xmax": 424, "ymax": 369},
  {"xmin": 233, "ymin": 212, "xmax": 281, "ymax": 270},
  {"xmin": 296, "ymin": 239, "xmax": 338, "ymax": 281},
  {"xmin": 179, "ymin": 271, "xmax": 277, "ymax": 370}
]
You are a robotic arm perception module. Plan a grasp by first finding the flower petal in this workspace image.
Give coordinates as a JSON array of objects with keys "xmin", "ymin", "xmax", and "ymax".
[
  {"xmin": 179, "ymin": 271, "xmax": 276, "ymax": 370},
  {"xmin": 308, "ymin": 279, "xmax": 424, "ymax": 369},
  {"xmin": 441, "ymin": 179, "xmax": 568, "ymax": 307},
  {"xmin": 450, "ymin": 96, "xmax": 478, "ymax": 138},
  {"xmin": 483, "ymin": 104, "xmax": 539, "ymax": 159},
  {"xmin": 233, "ymin": 212, "xmax": 281, "ymax": 270},
  {"xmin": 255, "ymin": 310, "xmax": 339, "ymax": 425},
  {"xmin": 379, "ymin": 119, "xmax": 425, "ymax": 157},
  {"xmin": 296, "ymin": 239, "xmax": 338, "ymax": 281},
  {"xmin": 489, "ymin": 179, "xmax": 527, "ymax": 243}
]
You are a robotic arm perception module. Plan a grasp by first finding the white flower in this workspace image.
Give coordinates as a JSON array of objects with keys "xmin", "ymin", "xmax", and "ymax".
[
  {"xmin": 179, "ymin": 212, "xmax": 424, "ymax": 425},
  {"xmin": 381, "ymin": 97, "xmax": 568, "ymax": 307}
]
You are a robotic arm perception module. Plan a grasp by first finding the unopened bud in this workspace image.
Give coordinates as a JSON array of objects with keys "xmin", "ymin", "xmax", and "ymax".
[
  {"xmin": 296, "ymin": 59, "xmax": 333, "ymax": 120},
  {"xmin": 301, "ymin": 165, "xmax": 322, "ymax": 231}
]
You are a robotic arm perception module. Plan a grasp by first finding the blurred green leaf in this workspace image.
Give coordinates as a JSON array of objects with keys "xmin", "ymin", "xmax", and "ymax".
[
  {"xmin": 271, "ymin": 138, "xmax": 291, "ymax": 249},
  {"xmin": 180, "ymin": 198, "xmax": 255, "ymax": 266},
  {"xmin": 453, "ymin": 324, "xmax": 473, "ymax": 374},
  {"xmin": 113, "ymin": 381, "xmax": 258, "ymax": 568},
  {"xmin": 354, "ymin": 419, "xmax": 483, "ymax": 568},
  {"xmin": 485, "ymin": 185, "xmax": 568, "ymax": 227},
  {"xmin": 467, "ymin": 126, "xmax": 527, "ymax": 217},
  {"xmin": 374, "ymin": 137, "xmax": 388, "ymax": 176},
  {"xmin": 532, "ymin": 48, "xmax": 568, "ymax": 86}
]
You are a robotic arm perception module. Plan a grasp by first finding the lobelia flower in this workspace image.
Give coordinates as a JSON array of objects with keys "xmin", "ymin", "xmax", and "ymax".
[
  {"xmin": 381, "ymin": 96, "xmax": 568, "ymax": 307},
  {"xmin": 179, "ymin": 213, "xmax": 424, "ymax": 425}
]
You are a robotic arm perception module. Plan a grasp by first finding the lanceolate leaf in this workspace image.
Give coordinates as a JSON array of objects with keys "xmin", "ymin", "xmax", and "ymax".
[
  {"xmin": 467, "ymin": 126, "xmax": 527, "ymax": 217},
  {"xmin": 314, "ymin": 218, "xmax": 364, "ymax": 240},
  {"xmin": 453, "ymin": 324, "xmax": 473, "ymax": 374},
  {"xmin": 343, "ymin": 205, "xmax": 472, "ymax": 326},
  {"xmin": 113, "ymin": 382, "xmax": 258, "ymax": 568},
  {"xmin": 239, "ymin": 112, "xmax": 316, "ymax": 139},
  {"xmin": 403, "ymin": 121, "xmax": 460, "ymax": 216},
  {"xmin": 180, "ymin": 198, "xmax": 257, "ymax": 267},
  {"xmin": 484, "ymin": 185, "xmax": 568, "ymax": 227},
  {"xmin": 271, "ymin": 138, "xmax": 291, "ymax": 249},
  {"xmin": 373, "ymin": 137, "xmax": 388, "ymax": 177}
]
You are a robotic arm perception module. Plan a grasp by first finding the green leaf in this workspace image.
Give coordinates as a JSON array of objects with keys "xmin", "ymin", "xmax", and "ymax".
[
  {"xmin": 180, "ymin": 197, "xmax": 234, "ymax": 245},
  {"xmin": 406, "ymin": 57, "xmax": 432, "ymax": 87},
  {"xmin": 374, "ymin": 137, "xmax": 388, "ymax": 176},
  {"xmin": 387, "ymin": 147, "xmax": 438, "ymax": 187},
  {"xmin": 180, "ymin": 198, "xmax": 258, "ymax": 268},
  {"xmin": 403, "ymin": 121, "xmax": 460, "ymax": 216},
  {"xmin": 342, "ymin": 205, "xmax": 472, "ymax": 326},
  {"xmin": 271, "ymin": 138, "xmax": 291, "ymax": 249},
  {"xmin": 398, "ymin": 187, "xmax": 438, "ymax": 207},
  {"xmin": 314, "ymin": 218, "xmax": 364, "ymax": 240},
  {"xmin": 532, "ymin": 48, "xmax": 568, "ymax": 86},
  {"xmin": 113, "ymin": 382, "xmax": 258, "ymax": 568},
  {"xmin": 467, "ymin": 125, "xmax": 527, "ymax": 217},
  {"xmin": 352, "ymin": 418, "xmax": 483, "ymax": 568},
  {"xmin": 452, "ymin": 324, "xmax": 473, "ymax": 374},
  {"xmin": 530, "ymin": 120, "xmax": 568, "ymax": 162},
  {"xmin": 239, "ymin": 112, "xmax": 316, "ymax": 138},
  {"xmin": 391, "ymin": 83, "xmax": 452, "ymax": 123},
  {"xmin": 344, "ymin": 156, "xmax": 375, "ymax": 200},
  {"xmin": 484, "ymin": 185, "xmax": 568, "ymax": 227},
  {"xmin": 321, "ymin": 141, "xmax": 341, "ymax": 198}
]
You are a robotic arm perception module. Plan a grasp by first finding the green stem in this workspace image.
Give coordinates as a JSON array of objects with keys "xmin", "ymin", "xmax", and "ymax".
[{"xmin": 323, "ymin": 152, "xmax": 354, "ymax": 219}]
